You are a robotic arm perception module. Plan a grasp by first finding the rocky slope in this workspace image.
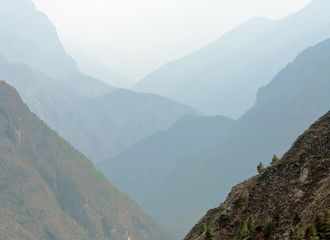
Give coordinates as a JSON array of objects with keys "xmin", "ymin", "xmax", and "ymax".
[
  {"xmin": 0, "ymin": 80, "xmax": 176, "ymax": 240},
  {"xmin": 184, "ymin": 110, "xmax": 330, "ymax": 240}
]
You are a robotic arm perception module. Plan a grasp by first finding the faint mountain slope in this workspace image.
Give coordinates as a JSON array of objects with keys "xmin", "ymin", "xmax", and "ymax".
[
  {"xmin": 143, "ymin": 38, "xmax": 330, "ymax": 238},
  {"xmin": 134, "ymin": 0, "xmax": 330, "ymax": 118},
  {"xmin": 81, "ymin": 89, "xmax": 202, "ymax": 159},
  {"xmin": 64, "ymin": 42, "xmax": 133, "ymax": 88},
  {"xmin": 0, "ymin": 60, "xmax": 200, "ymax": 162},
  {"xmin": 0, "ymin": 0, "xmax": 114, "ymax": 98},
  {"xmin": 0, "ymin": 80, "xmax": 177, "ymax": 240},
  {"xmin": 0, "ymin": 0, "xmax": 79, "ymax": 81},
  {"xmin": 185, "ymin": 110, "xmax": 330, "ymax": 240},
  {"xmin": 0, "ymin": 61, "xmax": 109, "ymax": 162},
  {"xmin": 133, "ymin": 17, "xmax": 277, "ymax": 97},
  {"xmin": 98, "ymin": 115, "xmax": 234, "ymax": 205},
  {"xmin": 0, "ymin": 0, "xmax": 201, "ymax": 162}
]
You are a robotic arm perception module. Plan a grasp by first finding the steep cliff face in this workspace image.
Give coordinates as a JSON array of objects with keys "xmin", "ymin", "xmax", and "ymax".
[
  {"xmin": 184, "ymin": 111, "xmax": 330, "ymax": 240},
  {"xmin": 0, "ymin": 80, "xmax": 176, "ymax": 240}
]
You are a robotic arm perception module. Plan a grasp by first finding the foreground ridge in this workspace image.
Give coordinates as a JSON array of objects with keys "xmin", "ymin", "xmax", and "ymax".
[{"xmin": 184, "ymin": 111, "xmax": 330, "ymax": 240}]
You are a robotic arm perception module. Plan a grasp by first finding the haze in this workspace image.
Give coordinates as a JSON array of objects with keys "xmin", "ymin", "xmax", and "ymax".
[{"xmin": 31, "ymin": 0, "xmax": 312, "ymax": 81}]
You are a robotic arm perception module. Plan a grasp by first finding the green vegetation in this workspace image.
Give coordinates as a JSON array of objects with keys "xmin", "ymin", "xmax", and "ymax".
[
  {"xmin": 270, "ymin": 154, "xmax": 279, "ymax": 165},
  {"xmin": 235, "ymin": 216, "xmax": 255, "ymax": 240},
  {"xmin": 304, "ymin": 224, "xmax": 318, "ymax": 240},
  {"xmin": 205, "ymin": 226, "xmax": 215, "ymax": 240},
  {"xmin": 263, "ymin": 217, "xmax": 273, "ymax": 237},
  {"xmin": 199, "ymin": 223, "xmax": 207, "ymax": 236},
  {"xmin": 218, "ymin": 212, "xmax": 230, "ymax": 229},
  {"xmin": 290, "ymin": 229, "xmax": 304, "ymax": 240},
  {"xmin": 292, "ymin": 212, "xmax": 302, "ymax": 227},
  {"xmin": 289, "ymin": 209, "xmax": 329, "ymax": 240},
  {"xmin": 274, "ymin": 213, "xmax": 280, "ymax": 227},
  {"xmin": 0, "ymin": 82, "xmax": 177, "ymax": 240},
  {"xmin": 257, "ymin": 162, "xmax": 264, "ymax": 173},
  {"xmin": 241, "ymin": 190, "xmax": 249, "ymax": 204},
  {"xmin": 314, "ymin": 209, "xmax": 330, "ymax": 239}
]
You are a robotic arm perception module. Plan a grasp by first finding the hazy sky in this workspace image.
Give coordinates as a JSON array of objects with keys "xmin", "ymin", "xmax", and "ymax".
[{"xmin": 31, "ymin": 0, "xmax": 312, "ymax": 81}]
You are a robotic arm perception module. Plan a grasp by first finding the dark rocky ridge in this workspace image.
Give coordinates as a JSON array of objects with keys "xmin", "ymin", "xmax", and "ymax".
[{"xmin": 184, "ymin": 111, "xmax": 330, "ymax": 240}]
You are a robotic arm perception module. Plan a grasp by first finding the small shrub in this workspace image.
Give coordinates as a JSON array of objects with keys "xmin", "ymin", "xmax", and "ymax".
[{"xmin": 218, "ymin": 213, "xmax": 230, "ymax": 228}]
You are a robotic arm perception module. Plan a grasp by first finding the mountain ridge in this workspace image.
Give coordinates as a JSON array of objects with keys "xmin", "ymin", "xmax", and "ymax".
[
  {"xmin": 184, "ymin": 110, "xmax": 330, "ymax": 240},
  {"xmin": 134, "ymin": 0, "xmax": 330, "ymax": 118},
  {"xmin": 0, "ymin": 80, "xmax": 177, "ymax": 240},
  {"xmin": 138, "ymin": 38, "xmax": 330, "ymax": 238}
]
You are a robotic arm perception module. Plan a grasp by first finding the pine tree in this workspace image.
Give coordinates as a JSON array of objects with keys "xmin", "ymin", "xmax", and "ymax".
[
  {"xmin": 263, "ymin": 217, "xmax": 272, "ymax": 237},
  {"xmin": 235, "ymin": 216, "xmax": 254, "ymax": 240},
  {"xmin": 270, "ymin": 154, "xmax": 279, "ymax": 165},
  {"xmin": 205, "ymin": 226, "xmax": 215, "ymax": 240},
  {"xmin": 304, "ymin": 224, "xmax": 319, "ymax": 240},
  {"xmin": 257, "ymin": 162, "xmax": 264, "ymax": 173},
  {"xmin": 241, "ymin": 189, "xmax": 249, "ymax": 204},
  {"xmin": 199, "ymin": 223, "xmax": 207, "ymax": 236},
  {"xmin": 314, "ymin": 209, "xmax": 330, "ymax": 239},
  {"xmin": 289, "ymin": 229, "xmax": 303, "ymax": 240},
  {"xmin": 247, "ymin": 216, "xmax": 254, "ymax": 233}
]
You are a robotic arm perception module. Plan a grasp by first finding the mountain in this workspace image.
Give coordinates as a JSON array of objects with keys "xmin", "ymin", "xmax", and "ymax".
[
  {"xmin": 64, "ymin": 42, "xmax": 133, "ymax": 88},
  {"xmin": 0, "ymin": 60, "xmax": 200, "ymax": 162},
  {"xmin": 98, "ymin": 115, "xmax": 234, "ymax": 205},
  {"xmin": 134, "ymin": 0, "xmax": 330, "ymax": 118},
  {"xmin": 0, "ymin": 0, "xmax": 201, "ymax": 162},
  {"xmin": 0, "ymin": 80, "xmax": 177, "ymax": 240},
  {"xmin": 0, "ymin": 0, "xmax": 113, "ymax": 98},
  {"xmin": 79, "ymin": 89, "xmax": 202, "ymax": 160},
  {"xmin": 139, "ymin": 39, "xmax": 330, "ymax": 238},
  {"xmin": 184, "ymin": 110, "xmax": 330, "ymax": 240},
  {"xmin": 133, "ymin": 17, "xmax": 277, "ymax": 98},
  {"xmin": 0, "ymin": 0, "xmax": 79, "ymax": 81}
]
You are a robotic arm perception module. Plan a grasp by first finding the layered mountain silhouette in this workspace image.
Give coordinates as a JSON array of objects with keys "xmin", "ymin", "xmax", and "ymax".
[
  {"xmin": 114, "ymin": 38, "xmax": 330, "ymax": 237},
  {"xmin": 134, "ymin": 0, "xmax": 330, "ymax": 118},
  {"xmin": 184, "ymin": 110, "xmax": 330, "ymax": 240},
  {"xmin": 0, "ymin": 0, "xmax": 113, "ymax": 98},
  {"xmin": 64, "ymin": 42, "xmax": 133, "ymax": 88},
  {"xmin": 0, "ymin": 0, "xmax": 200, "ymax": 162},
  {"xmin": 0, "ymin": 81, "xmax": 176, "ymax": 240},
  {"xmin": 98, "ymin": 115, "xmax": 234, "ymax": 204}
]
